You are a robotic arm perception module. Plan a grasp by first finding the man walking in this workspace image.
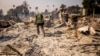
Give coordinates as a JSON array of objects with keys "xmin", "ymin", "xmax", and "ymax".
[{"xmin": 35, "ymin": 12, "xmax": 45, "ymax": 37}]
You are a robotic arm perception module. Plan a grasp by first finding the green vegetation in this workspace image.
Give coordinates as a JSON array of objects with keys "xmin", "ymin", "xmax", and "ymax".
[{"xmin": 82, "ymin": 0, "xmax": 100, "ymax": 15}]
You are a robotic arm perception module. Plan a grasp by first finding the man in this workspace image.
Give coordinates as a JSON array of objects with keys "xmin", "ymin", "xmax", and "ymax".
[{"xmin": 35, "ymin": 12, "xmax": 45, "ymax": 37}]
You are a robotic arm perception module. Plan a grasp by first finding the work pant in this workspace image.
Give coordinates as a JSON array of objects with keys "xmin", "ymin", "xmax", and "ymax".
[{"xmin": 36, "ymin": 23, "xmax": 45, "ymax": 36}]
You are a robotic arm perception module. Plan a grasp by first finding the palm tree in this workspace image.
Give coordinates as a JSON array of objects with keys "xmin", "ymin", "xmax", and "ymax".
[
  {"xmin": 29, "ymin": 7, "xmax": 31, "ymax": 17},
  {"xmin": 23, "ymin": 1, "xmax": 28, "ymax": 7},
  {"xmin": 29, "ymin": 7, "xmax": 31, "ymax": 13},
  {"xmin": 13, "ymin": 5, "xmax": 15, "ymax": 8},
  {"xmin": 35, "ymin": 7, "xmax": 38, "ymax": 14},
  {"xmin": 29, "ymin": 7, "xmax": 31, "ymax": 9},
  {"xmin": 45, "ymin": 9, "xmax": 48, "ymax": 13},
  {"xmin": 60, "ymin": 4, "xmax": 66, "ymax": 10},
  {"xmin": 35, "ymin": 7, "xmax": 38, "ymax": 10},
  {"xmin": 53, "ymin": 5, "xmax": 55, "ymax": 11},
  {"xmin": 47, "ymin": 5, "xmax": 49, "ymax": 12}
]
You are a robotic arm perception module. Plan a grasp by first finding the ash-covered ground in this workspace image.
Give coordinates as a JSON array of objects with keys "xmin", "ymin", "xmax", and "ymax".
[{"xmin": 0, "ymin": 18, "xmax": 100, "ymax": 56}]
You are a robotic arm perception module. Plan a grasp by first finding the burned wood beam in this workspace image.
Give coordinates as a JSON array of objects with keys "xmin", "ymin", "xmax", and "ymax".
[
  {"xmin": 0, "ymin": 20, "xmax": 11, "ymax": 28},
  {"xmin": 7, "ymin": 44, "xmax": 22, "ymax": 56}
]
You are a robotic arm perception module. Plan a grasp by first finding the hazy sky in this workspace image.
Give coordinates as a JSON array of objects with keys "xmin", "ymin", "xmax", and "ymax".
[{"xmin": 0, "ymin": 0, "xmax": 83, "ymax": 15}]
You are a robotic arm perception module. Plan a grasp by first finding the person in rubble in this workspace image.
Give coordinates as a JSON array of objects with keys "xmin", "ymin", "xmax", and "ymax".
[{"xmin": 35, "ymin": 12, "xmax": 45, "ymax": 37}]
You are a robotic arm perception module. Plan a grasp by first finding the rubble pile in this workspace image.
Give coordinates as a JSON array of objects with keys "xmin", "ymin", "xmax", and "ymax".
[{"xmin": 0, "ymin": 17, "xmax": 100, "ymax": 56}]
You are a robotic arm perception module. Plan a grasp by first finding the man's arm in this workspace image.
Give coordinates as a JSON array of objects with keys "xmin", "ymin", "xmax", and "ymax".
[
  {"xmin": 35, "ymin": 15, "xmax": 37, "ymax": 24},
  {"xmin": 41, "ymin": 14, "xmax": 45, "ymax": 22}
]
